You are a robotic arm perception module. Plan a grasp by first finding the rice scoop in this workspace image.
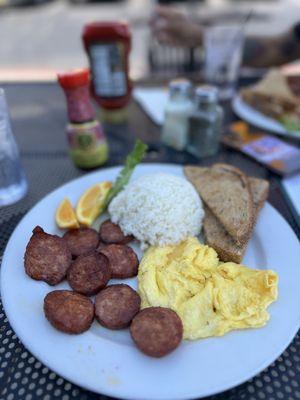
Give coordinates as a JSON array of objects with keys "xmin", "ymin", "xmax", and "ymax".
[
  {"xmin": 138, "ymin": 236, "xmax": 278, "ymax": 340},
  {"xmin": 109, "ymin": 173, "xmax": 204, "ymax": 249}
]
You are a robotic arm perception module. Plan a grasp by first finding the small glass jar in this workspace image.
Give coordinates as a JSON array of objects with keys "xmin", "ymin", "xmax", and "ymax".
[
  {"xmin": 58, "ymin": 69, "xmax": 109, "ymax": 169},
  {"xmin": 161, "ymin": 79, "xmax": 194, "ymax": 151},
  {"xmin": 187, "ymin": 85, "xmax": 223, "ymax": 158}
]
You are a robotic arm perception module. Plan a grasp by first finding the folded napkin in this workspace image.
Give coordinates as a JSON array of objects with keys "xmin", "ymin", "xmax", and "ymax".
[
  {"xmin": 133, "ymin": 87, "xmax": 168, "ymax": 125},
  {"xmin": 281, "ymin": 173, "xmax": 300, "ymax": 228}
]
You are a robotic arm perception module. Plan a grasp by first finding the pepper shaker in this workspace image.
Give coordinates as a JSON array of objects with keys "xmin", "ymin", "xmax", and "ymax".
[{"xmin": 187, "ymin": 85, "xmax": 224, "ymax": 158}]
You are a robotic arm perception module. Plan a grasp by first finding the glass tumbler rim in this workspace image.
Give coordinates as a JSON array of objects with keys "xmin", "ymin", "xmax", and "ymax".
[
  {"xmin": 204, "ymin": 24, "xmax": 245, "ymax": 46},
  {"xmin": 205, "ymin": 24, "xmax": 244, "ymax": 34}
]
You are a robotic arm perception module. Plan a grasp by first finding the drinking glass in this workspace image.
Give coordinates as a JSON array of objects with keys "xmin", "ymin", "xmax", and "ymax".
[
  {"xmin": 0, "ymin": 89, "xmax": 27, "ymax": 206},
  {"xmin": 203, "ymin": 25, "xmax": 245, "ymax": 99}
]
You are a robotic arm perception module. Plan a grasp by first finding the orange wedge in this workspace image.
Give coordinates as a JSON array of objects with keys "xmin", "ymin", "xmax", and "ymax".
[
  {"xmin": 76, "ymin": 181, "xmax": 112, "ymax": 226},
  {"xmin": 56, "ymin": 198, "xmax": 80, "ymax": 229}
]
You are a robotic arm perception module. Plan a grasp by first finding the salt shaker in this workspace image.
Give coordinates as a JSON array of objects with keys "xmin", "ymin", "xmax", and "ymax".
[
  {"xmin": 161, "ymin": 79, "xmax": 194, "ymax": 151},
  {"xmin": 187, "ymin": 85, "xmax": 223, "ymax": 158}
]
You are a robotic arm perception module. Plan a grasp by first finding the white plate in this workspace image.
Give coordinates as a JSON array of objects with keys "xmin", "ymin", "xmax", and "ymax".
[
  {"xmin": 232, "ymin": 95, "xmax": 300, "ymax": 139},
  {"xmin": 1, "ymin": 163, "xmax": 300, "ymax": 400}
]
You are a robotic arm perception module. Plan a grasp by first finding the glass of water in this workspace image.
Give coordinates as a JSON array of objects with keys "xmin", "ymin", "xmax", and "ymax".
[
  {"xmin": 203, "ymin": 25, "xmax": 245, "ymax": 100},
  {"xmin": 0, "ymin": 89, "xmax": 27, "ymax": 206}
]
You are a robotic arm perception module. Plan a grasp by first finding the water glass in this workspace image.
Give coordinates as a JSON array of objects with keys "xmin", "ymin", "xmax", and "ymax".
[
  {"xmin": 0, "ymin": 89, "xmax": 27, "ymax": 206},
  {"xmin": 203, "ymin": 25, "xmax": 245, "ymax": 99}
]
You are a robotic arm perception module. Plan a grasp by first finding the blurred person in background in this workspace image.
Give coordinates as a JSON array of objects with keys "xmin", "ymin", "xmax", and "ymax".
[{"xmin": 150, "ymin": 5, "xmax": 300, "ymax": 68}]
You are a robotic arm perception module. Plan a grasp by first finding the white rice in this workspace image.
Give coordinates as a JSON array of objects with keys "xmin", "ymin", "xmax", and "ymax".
[{"xmin": 108, "ymin": 172, "xmax": 204, "ymax": 249}]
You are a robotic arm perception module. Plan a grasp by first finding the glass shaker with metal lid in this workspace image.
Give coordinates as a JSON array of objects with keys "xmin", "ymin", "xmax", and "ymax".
[
  {"xmin": 187, "ymin": 85, "xmax": 223, "ymax": 158},
  {"xmin": 161, "ymin": 79, "xmax": 194, "ymax": 151}
]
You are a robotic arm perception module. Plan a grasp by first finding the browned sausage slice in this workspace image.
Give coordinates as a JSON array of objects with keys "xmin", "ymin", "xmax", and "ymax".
[
  {"xmin": 130, "ymin": 307, "xmax": 183, "ymax": 357},
  {"xmin": 44, "ymin": 290, "xmax": 94, "ymax": 334},
  {"xmin": 96, "ymin": 242, "xmax": 106, "ymax": 253},
  {"xmin": 24, "ymin": 226, "xmax": 72, "ymax": 285},
  {"xmin": 95, "ymin": 284, "xmax": 141, "ymax": 329},
  {"xmin": 99, "ymin": 244, "xmax": 139, "ymax": 279},
  {"xmin": 67, "ymin": 252, "xmax": 111, "ymax": 296},
  {"xmin": 99, "ymin": 220, "xmax": 133, "ymax": 245},
  {"xmin": 63, "ymin": 228, "xmax": 99, "ymax": 258}
]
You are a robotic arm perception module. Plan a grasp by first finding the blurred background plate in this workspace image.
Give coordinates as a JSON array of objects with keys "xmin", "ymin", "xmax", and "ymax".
[{"xmin": 232, "ymin": 95, "xmax": 300, "ymax": 140}]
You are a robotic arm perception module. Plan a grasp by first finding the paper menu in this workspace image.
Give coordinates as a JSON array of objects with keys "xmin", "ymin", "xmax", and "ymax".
[{"xmin": 224, "ymin": 122, "xmax": 300, "ymax": 175}]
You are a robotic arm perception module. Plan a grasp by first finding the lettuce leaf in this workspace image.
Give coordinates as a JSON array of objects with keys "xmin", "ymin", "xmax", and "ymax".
[
  {"xmin": 280, "ymin": 116, "xmax": 300, "ymax": 133},
  {"xmin": 101, "ymin": 139, "xmax": 148, "ymax": 211}
]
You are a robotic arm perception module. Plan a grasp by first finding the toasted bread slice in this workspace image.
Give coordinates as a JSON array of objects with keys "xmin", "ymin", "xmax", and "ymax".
[
  {"xmin": 203, "ymin": 177, "xmax": 269, "ymax": 263},
  {"xmin": 184, "ymin": 164, "xmax": 253, "ymax": 244}
]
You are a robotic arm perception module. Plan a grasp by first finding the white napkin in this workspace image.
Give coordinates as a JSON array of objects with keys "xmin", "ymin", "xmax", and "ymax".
[
  {"xmin": 133, "ymin": 87, "xmax": 168, "ymax": 125},
  {"xmin": 282, "ymin": 173, "xmax": 300, "ymax": 223}
]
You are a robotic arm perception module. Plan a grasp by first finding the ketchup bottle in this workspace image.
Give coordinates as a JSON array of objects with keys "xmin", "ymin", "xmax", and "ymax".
[
  {"xmin": 58, "ymin": 69, "xmax": 109, "ymax": 169},
  {"xmin": 82, "ymin": 21, "xmax": 132, "ymax": 122}
]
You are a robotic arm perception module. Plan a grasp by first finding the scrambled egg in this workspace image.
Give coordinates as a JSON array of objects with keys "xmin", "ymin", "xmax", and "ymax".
[{"xmin": 138, "ymin": 237, "xmax": 278, "ymax": 340}]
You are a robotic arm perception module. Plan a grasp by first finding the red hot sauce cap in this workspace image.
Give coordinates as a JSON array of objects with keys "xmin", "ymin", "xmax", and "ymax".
[{"xmin": 57, "ymin": 69, "xmax": 90, "ymax": 89}]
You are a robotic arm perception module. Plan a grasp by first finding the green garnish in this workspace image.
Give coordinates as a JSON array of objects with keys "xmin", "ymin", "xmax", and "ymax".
[
  {"xmin": 280, "ymin": 116, "xmax": 300, "ymax": 133},
  {"xmin": 102, "ymin": 139, "xmax": 148, "ymax": 211}
]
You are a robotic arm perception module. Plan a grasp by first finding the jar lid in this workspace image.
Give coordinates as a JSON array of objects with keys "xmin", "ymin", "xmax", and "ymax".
[
  {"xmin": 169, "ymin": 78, "xmax": 192, "ymax": 96},
  {"xmin": 57, "ymin": 69, "xmax": 90, "ymax": 89},
  {"xmin": 195, "ymin": 85, "xmax": 219, "ymax": 103}
]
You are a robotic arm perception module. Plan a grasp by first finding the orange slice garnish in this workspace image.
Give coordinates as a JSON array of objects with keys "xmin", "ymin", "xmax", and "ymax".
[
  {"xmin": 76, "ymin": 182, "xmax": 112, "ymax": 226},
  {"xmin": 55, "ymin": 198, "xmax": 80, "ymax": 229}
]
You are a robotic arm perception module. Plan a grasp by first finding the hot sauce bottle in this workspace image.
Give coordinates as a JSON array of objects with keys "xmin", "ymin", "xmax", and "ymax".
[
  {"xmin": 82, "ymin": 21, "xmax": 132, "ymax": 122},
  {"xmin": 58, "ymin": 69, "xmax": 109, "ymax": 169}
]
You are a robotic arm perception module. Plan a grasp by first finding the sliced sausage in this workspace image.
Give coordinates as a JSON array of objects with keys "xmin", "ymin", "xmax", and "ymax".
[
  {"xmin": 44, "ymin": 290, "xmax": 94, "ymax": 334},
  {"xmin": 95, "ymin": 284, "xmax": 141, "ymax": 329},
  {"xmin": 99, "ymin": 244, "xmax": 139, "ymax": 279},
  {"xmin": 67, "ymin": 252, "xmax": 111, "ymax": 296},
  {"xmin": 24, "ymin": 226, "xmax": 72, "ymax": 285},
  {"xmin": 96, "ymin": 242, "xmax": 106, "ymax": 252},
  {"xmin": 99, "ymin": 220, "xmax": 133, "ymax": 245},
  {"xmin": 130, "ymin": 307, "xmax": 183, "ymax": 358},
  {"xmin": 63, "ymin": 228, "xmax": 99, "ymax": 258}
]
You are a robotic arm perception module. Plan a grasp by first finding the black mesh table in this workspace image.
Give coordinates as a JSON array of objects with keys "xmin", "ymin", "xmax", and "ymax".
[{"xmin": 0, "ymin": 83, "xmax": 299, "ymax": 400}]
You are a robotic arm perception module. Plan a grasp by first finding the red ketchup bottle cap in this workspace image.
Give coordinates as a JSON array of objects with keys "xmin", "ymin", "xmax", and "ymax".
[{"xmin": 57, "ymin": 69, "xmax": 90, "ymax": 89}]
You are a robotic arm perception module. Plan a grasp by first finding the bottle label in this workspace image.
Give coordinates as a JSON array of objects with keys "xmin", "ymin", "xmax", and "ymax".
[
  {"xmin": 90, "ymin": 42, "xmax": 127, "ymax": 98},
  {"xmin": 67, "ymin": 121, "xmax": 108, "ymax": 168}
]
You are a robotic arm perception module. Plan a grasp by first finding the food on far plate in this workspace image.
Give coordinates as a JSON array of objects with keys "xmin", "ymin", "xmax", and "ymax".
[
  {"xmin": 63, "ymin": 227, "xmax": 99, "ymax": 258},
  {"xmin": 138, "ymin": 237, "xmax": 278, "ymax": 340},
  {"xmin": 99, "ymin": 219, "xmax": 134, "ymax": 245},
  {"xmin": 76, "ymin": 181, "xmax": 112, "ymax": 227},
  {"xmin": 95, "ymin": 284, "xmax": 141, "ymax": 329},
  {"xmin": 204, "ymin": 177, "xmax": 269, "ymax": 263},
  {"xmin": 44, "ymin": 290, "xmax": 94, "ymax": 334},
  {"xmin": 55, "ymin": 198, "xmax": 80, "ymax": 229},
  {"xmin": 130, "ymin": 307, "xmax": 183, "ymax": 358},
  {"xmin": 184, "ymin": 164, "xmax": 253, "ymax": 245},
  {"xmin": 240, "ymin": 69, "xmax": 300, "ymax": 131},
  {"xmin": 67, "ymin": 252, "xmax": 111, "ymax": 296},
  {"xmin": 98, "ymin": 244, "xmax": 139, "ymax": 279},
  {"xmin": 24, "ymin": 226, "xmax": 72, "ymax": 285},
  {"xmin": 109, "ymin": 172, "xmax": 204, "ymax": 249}
]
